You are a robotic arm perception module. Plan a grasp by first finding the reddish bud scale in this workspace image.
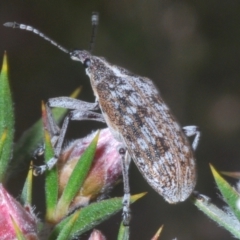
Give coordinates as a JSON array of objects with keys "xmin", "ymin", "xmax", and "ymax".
[
  {"xmin": 58, "ymin": 128, "xmax": 122, "ymax": 209},
  {"xmin": 88, "ymin": 229, "xmax": 106, "ymax": 240},
  {"xmin": 0, "ymin": 184, "xmax": 38, "ymax": 240}
]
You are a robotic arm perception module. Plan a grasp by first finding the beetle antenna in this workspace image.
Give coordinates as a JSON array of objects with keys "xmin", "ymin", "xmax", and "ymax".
[
  {"xmin": 3, "ymin": 22, "xmax": 69, "ymax": 54},
  {"xmin": 89, "ymin": 12, "xmax": 99, "ymax": 53}
]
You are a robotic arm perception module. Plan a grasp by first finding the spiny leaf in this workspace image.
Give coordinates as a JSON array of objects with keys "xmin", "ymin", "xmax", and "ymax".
[
  {"xmin": 49, "ymin": 193, "xmax": 146, "ymax": 240},
  {"xmin": 56, "ymin": 211, "xmax": 80, "ymax": 240},
  {"xmin": 210, "ymin": 164, "xmax": 240, "ymax": 221},
  {"xmin": 21, "ymin": 161, "xmax": 33, "ymax": 205},
  {"xmin": 192, "ymin": 192, "xmax": 240, "ymax": 239},
  {"xmin": 44, "ymin": 127, "xmax": 58, "ymax": 222},
  {"xmin": 55, "ymin": 131, "xmax": 100, "ymax": 220},
  {"xmin": 0, "ymin": 53, "xmax": 14, "ymax": 182},
  {"xmin": 0, "ymin": 129, "xmax": 7, "ymax": 159},
  {"xmin": 117, "ymin": 222, "xmax": 129, "ymax": 240}
]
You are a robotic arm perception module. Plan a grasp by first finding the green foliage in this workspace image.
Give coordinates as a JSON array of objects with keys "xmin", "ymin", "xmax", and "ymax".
[
  {"xmin": 21, "ymin": 162, "xmax": 33, "ymax": 205},
  {"xmin": 44, "ymin": 127, "xmax": 58, "ymax": 222},
  {"xmin": 193, "ymin": 165, "xmax": 240, "ymax": 239},
  {"xmin": 55, "ymin": 131, "xmax": 100, "ymax": 220},
  {"xmin": 117, "ymin": 222, "xmax": 129, "ymax": 240},
  {"xmin": 50, "ymin": 193, "xmax": 144, "ymax": 239},
  {"xmin": 0, "ymin": 53, "xmax": 14, "ymax": 182},
  {"xmin": 210, "ymin": 164, "xmax": 240, "ymax": 221}
]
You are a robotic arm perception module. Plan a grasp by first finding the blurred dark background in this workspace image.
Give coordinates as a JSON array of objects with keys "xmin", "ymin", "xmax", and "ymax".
[{"xmin": 1, "ymin": 0, "xmax": 240, "ymax": 239}]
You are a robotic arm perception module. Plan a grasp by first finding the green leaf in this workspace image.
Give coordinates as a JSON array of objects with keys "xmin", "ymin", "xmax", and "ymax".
[
  {"xmin": 0, "ymin": 53, "xmax": 14, "ymax": 182},
  {"xmin": 0, "ymin": 129, "xmax": 7, "ymax": 160},
  {"xmin": 49, "ymin": 193, "xmax": 146, "ymax": 240},
  {"xmin": 210, "ymin": 164, "xmax": 240, "ymax": 221},
  {"xmin": 44, "ymin": 127, "xmax": 58, "ymax": 222},
  {"xmin": 55, "ymin": 130, "xmax": 100, "ymax": 219},
  {"xmin": 21, "ymin": 161, "xmax": 33, "ymax": 205},
  {"xmin": 56, "ymin": 211, "xmax": 80, "ymax": 240},
  {"xmin": 117, "ymin": 222, "xmax": 129, "ymax": 240},
  {"xmin": 7, "ymin": 88, "xmax": 81, "ymax": 183},
  {"xmin": 192, "ymin": 192, "xmax": 240, "ymax": 239}
]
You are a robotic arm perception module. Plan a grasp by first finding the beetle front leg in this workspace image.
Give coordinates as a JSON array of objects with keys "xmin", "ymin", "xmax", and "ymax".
[
  {"xmin": 48, "ymin": 97, "xmax": 100, "ymax": 111},
  {"xmin": 33, "ymin": 98, "xmax": 105, "ymax": 175}
]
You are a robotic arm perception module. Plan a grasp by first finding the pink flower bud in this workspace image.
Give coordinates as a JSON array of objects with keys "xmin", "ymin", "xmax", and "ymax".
[
  {"xmin": 0, "ymin": 184, "xmax": 38, "ymax": 240},
  {"xmin": 88, "ymin": 229, "xmax": 106, "ymax": 240},
  {"xmin": 58, "ymin": 128, "xmax": 122, "ymax": 209}
]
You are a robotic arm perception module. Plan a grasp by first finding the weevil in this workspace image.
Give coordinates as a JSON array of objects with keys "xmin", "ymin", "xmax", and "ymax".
[{"xmin": 4, "ymin": 12, "xmax": 200, "ymax": 225}]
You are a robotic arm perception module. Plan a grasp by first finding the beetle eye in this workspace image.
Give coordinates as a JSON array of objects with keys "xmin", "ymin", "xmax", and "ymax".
[{"xmin": 83, "ymin": 58, "xmax": 91, "ymax": 68}]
